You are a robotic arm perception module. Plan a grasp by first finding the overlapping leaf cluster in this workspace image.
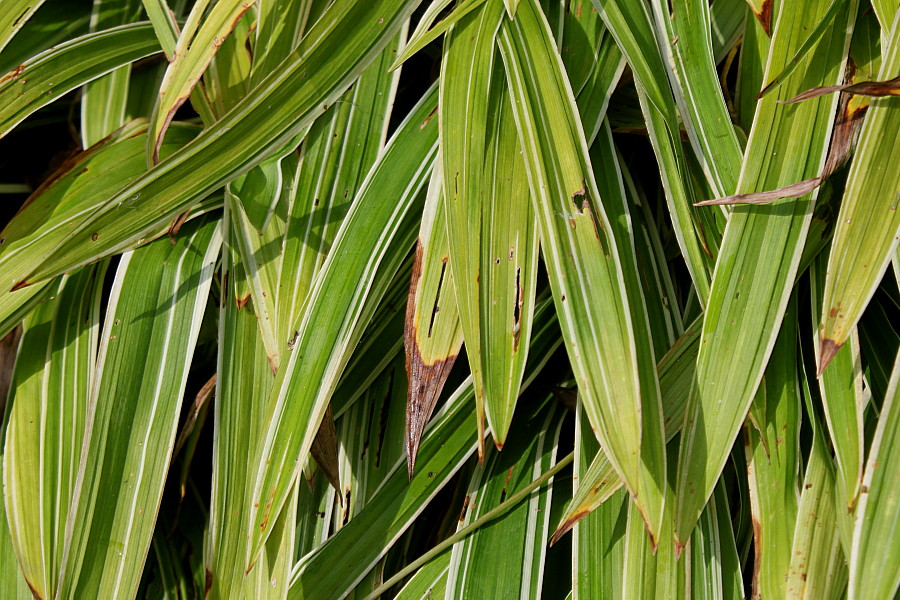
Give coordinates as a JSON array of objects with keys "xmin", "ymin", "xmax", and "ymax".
[{"xmin": 0, "ymin": 0, "xmax": 898, "ymax": 598}]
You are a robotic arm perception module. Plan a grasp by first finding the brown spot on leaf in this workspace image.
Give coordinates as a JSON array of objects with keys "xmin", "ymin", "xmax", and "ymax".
[
  {"xmin": 168, "ymin": 209, "xmax": 190, "ymax": 242},
  {"xmin": 0, "ymin": 64, "xmax": 25, "ymax": 84},
  {"xmin": 420, "ymin": 104, "xmax": 439, "ymax": 129}
]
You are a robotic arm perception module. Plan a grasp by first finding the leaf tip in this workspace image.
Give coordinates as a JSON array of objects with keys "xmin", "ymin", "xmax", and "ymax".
[{"xmin": 817, "ymin": 338, "xmax": 842, "ymax": 376}]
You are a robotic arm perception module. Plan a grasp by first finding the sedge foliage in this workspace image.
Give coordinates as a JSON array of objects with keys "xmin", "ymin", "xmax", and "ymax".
[{"xmin": 0, "ymin": 0, "xmax": 898, "ymax": 598}]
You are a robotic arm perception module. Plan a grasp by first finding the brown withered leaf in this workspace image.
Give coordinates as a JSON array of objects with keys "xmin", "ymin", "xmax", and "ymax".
[
  {"xmin": 309, "ymin": 403, "xmax": 341, "ymax": 495},
  {"xmin": 780, "ymin": 75, "xmax": 900, "ymax": 104},
  {"xmin": 696, "ymin": 87, "xmax": 868, "ymax": 207},
  {"xmin": 694, "ymin": 177, "xmax": 822, "ymax": 206},
  {"xmin": 174, "ymin": 373, "xmax": 216, "ymax": 456}
]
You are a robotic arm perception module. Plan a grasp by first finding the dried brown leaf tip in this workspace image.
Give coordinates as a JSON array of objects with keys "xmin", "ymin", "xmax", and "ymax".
[
  {"xmin": 404, "ymin": 241, "xmax": 460, "ymax": 479},
  {"xmin": 781, "ymin": 76, "xmax": 900, "ymax": 104},
  {"xmin": 817, "ymin": 337, "xmax": 843, "ymax": 377},
  {"xmin": 751, "ymin": 0, "xmax": 773, "ymax": 36}
]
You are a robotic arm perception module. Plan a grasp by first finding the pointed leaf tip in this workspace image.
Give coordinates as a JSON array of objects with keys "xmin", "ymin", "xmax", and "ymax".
[{"xmin": 818, "ymin": 338, "xmax": 843, "ymax": 376}]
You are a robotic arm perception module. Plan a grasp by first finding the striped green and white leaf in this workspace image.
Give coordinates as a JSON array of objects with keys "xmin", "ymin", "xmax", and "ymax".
[
  {"xmin": 558, "ymin": 1, "xmax": 626, "ymax": 144},
  {"xmin": 819, "ymin": 9, "xmax": 900, "ymax": 372},
  {"xmin": 334, "ymin": 352, "xmax": 408, "ymax": 528},
  {"xmin": 744, "ymin": 297, "xmax": 801, "ymax": 600},
  {"xmin": 80, "ymin": 0, "xmax": 143, "ymax": 147},
  {"xmin": 674, "ymin": 0, "xmax": 857, "ymax": 548},
  {"xmin": 786, "ymin": 366, "xmax": 847, "ymax": 600},
  {"xmin": 0, "ymin": 23, "xmax": 161, "ymax": 139},
  {"xmin": 0, "ymin": 0, "xmax": 421, "ymax": 289},
  {"xmin": 0, "ymin": 281, "xmax": 54, "ymax": 341},
  {"xmin": 649, "ymin": 0, "xmax": 743, "ymax": 198},
  {"xmin": 3, "ymin": 265, "xmax": 105, "ymax": 599},
  {"xmin": 592, "ymin": 0, "xmax": 719, "ymax": 300},
  {"xmin": 570, "ymin": 402, "xmax": 627, "ymax": 600},
  {"xmin": 441, "ymin": 0, "xmax": 539, "ymax": 450},
  {"xmin": 620, "ymin": 445, "xmax": 685, "ymax": 600},
  {"xmin": 0, "ymin": 326, "xmax": 30, "ymax": 600},
  {"xmin": 147, "ymin": 0, "xmax": 255, "ymax": 162},
  {"xmin": 291, "ymin": 377, "xmax": 480, "ymax": 600},
  {"xmin": 811, "ymin": 254, "xmax": 865, "ymax": 526},
  {"xmin": 246, "ymin": 85, "xmax": 439, "ymax": 563},
  {"xmin": 848, "ymin": 348, "xmax": 900, "ymax": 600},
  {"xmin": 292, "ymin": 295, "xmax": 562, "ymax": 600},
  {"xmin": 57, "ymin": 215, "xmax": 221, "ymax": 599},
  {"xmin": 499, "ymin": 0, "xmax": 666, "ymax": 543},
  {"xmin": 392, "ymin": 550, "xmax": 450, "ymax": 600},
  {"xmin": 0, "ymin": 0, "xmax": 48, "ymax": 55},
  {"xmin": 0, "ymin": 119, "xmax": 200, "ymax": 292},
  {"xmin": 334, "ymin": 258, "xmax": 412, "ymax": 418},
  {"xmin": 0, "ymin": 1, "xmax": 91, "ymax": 77},
  {"xmin": 445, "ymin": 397, "xmax": 565, "ymax": 598},
  {"xmin": 204, "ymin": 200, "xmax": 285, "ymax": 600},
  {"xmin": 390, "ymin": 0, "xmax": 488, "ymax": 71},
  {"xmin": 555, "ymin": 315, "xmax": 702, "ymax": 542}
]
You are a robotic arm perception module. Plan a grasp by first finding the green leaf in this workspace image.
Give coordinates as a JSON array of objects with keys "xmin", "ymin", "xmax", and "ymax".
[
  {"xmin": 570, "ymin": 403, "xmax": 627, "ymax": 600},
  {"xmin": 811, "ymin": 254, "xmax": 865, "ymax": 523},
  {"xmin": 441, "ymin": 0, "xmax": 538, "ymax": 449},
  {"xmin": 0, "ymin": 119, "xmax": 201, "ymax": 292},
  {"xmin": 673, "ymin": 0, "xmax": 857, "ymax": 548},
  {"xmin": 147, "ymin": 0, "xmax": 254, "ymax": 162},
  {"xmin": 650, "ymin": 0, "xmax": 743, "ymax": 197},
  {"xmin": 204, "ymin": 204, "xmax": 278, "ymax": 600},
  {"xmin": 499, "ymin": 0, "xmax": 666, "ymax": 543},
  {"xmin": 0, "ymin": 23, "xmax": 161, "ymax": 139},
  {"xmin": 592, "ymin": 0, "xmax": 719, "ymax": 299},
  {"xmin": 848, "ymin": 348, "xmax": 900, "ymax": 600},
  {"xmin": 274, "ymin": 33, "xmax": 401, "ymax": 364},
  {"xmin": 288, "ymin": 293, "xmax": 562, "ymax": 600},
  {"xmin": 390, "ymin": 0, "xmax": 488, "ymax": 72},
  {"xmin": 0, "ymin": 0, "xmax": 422, "ymax": 290},
  {"xmin": 57, "ymin": 216, "xmax": 221, "ymax": 599},
  {"xmin": 743, "ymin": 297, "xmax": 801, "ymax": 600},
  {"xmin": 3, "ymin": 265, "xmax": 105, "ymax": 599},
  {"xmin": 0, "ymin": 0, "xmax": 47, "ymax": 55},
  {"xmin": 444, "ymin": 398, "xmax": 565, "ymax": 597},
  {"xmin": 246, "ymin": 84, "xmax": 439, "ymax": 562},
  {"xmin": 80, "ymin": 0, "xmax": 144, "ymax": 147},
  {"xmin": 786, "ymin": 364, "xmax": 847, "ymax": 600}
]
